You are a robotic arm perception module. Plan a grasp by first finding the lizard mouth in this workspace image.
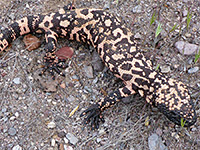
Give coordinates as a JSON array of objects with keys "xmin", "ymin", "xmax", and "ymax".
[{"xmin": 157, "ymin": 103, "xmax": 197, "ymax": 127}]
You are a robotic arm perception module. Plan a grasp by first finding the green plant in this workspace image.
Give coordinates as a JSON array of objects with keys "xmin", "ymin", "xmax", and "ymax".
[
  {"xmin": 186, "ymin": 8, "xmax": 192, "ymax": 30},
  {"xmin": 115, "ymin": 0, "xmax": 119, "ymax": 6},
  {"xmin": 194, "ymin": 49, "xmax": 200, "ymax": 63},
  {"xmin": 155, "ymin": 64, "xmax": 160, "ymax": 71},
  {"xmin": 155, "ymin": 23, "xmax": 162, "ymax": 37},
  {"xmin": 169, "ymin": 23, "xmax": 178, "ymax": 33},
  {"xmin": 181, "ymin": 118, "xmax": 186, "ymax": 127},
  {"xmin": 150, "ymin": 11, "xmax": 156, "ymax": 26}
]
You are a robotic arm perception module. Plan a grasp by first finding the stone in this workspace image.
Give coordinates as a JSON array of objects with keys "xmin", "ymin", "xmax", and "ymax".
[
  {"xmin": 47, "ymin": 121, "xmax": 56, "ymax": 129},
  {"xmin": 8, "ymin": 127, "xmax": 17, "ymax": 136},
  {"xmin": 66, "ymin": 133, "xmax": 78, "ymax": 145},
  {"xmin": 148, "ymin": 133, "xmax": 168, "ymax": 150},
  {"xmin": 175, "ymin": 41, "xmax": 199, "ymax": 55},
  {"xmin": 13, "ymin": 77, "xmax": 21, "ymax": 84},
  {"xmin": 132, "ymin": 5, "xmax": 142, "ymax": 13},
  {"xmin": 12, "ymin": 145, "xmax": 22, "ymax": 150},
  {"xmin": 83, "ymin": 65, "xmax": 94, "ymax": 78},
  {"xmin": 188, "ymin": 67, "xmax": 199, "ymax": 74}
]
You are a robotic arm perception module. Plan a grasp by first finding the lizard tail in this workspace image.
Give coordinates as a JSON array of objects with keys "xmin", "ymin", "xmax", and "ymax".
[{"xmin": 0, "ymin": 15, "xmax": 42, "ymax": 53}]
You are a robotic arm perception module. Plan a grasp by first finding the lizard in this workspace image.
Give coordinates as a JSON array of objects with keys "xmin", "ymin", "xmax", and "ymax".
[{"xmin": 0, "ymin": 3, "xmax": 197, "ymax": 129}]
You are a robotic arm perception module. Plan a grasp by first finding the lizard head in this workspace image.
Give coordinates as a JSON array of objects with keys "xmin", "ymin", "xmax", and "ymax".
[{"xmin": 151, "ymin": 77, "xmax": 197, "ymax": 127}]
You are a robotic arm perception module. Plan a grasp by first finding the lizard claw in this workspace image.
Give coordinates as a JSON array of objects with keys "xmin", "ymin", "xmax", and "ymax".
[
  {"xmin": 39, "ymin": 54, "xmax": 68, "ymax": 79},
  {"xmin": 80, "ymin": 104, "xmax": 104, "ymax": 129}
]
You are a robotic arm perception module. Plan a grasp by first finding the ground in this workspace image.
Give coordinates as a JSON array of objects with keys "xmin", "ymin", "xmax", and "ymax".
[{"xmin": 0, "ymin": 0, "xmax": 200, "ymax": 150}]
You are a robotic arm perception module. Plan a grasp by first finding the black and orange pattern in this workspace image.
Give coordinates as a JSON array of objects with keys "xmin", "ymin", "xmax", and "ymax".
[{"xmin": 0, "ymin": 3, "xmax": 197, "ymax": 128}]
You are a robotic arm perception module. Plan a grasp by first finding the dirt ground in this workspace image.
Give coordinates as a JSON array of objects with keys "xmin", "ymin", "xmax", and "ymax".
[{"xmin": 0, "ymin": 0, "xmax": 200, "ymax": 149}]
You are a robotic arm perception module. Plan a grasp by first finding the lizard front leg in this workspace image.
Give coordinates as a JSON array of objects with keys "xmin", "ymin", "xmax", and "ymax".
[
  {"xmin": 80, "ymin": 84, "xmax": 136, "ymax": 129},
  {"xmin": 40, "ymin": 30, "xmax": 67, "ymax": 79}
]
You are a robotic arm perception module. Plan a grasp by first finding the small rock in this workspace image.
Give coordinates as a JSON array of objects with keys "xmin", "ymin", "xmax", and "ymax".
[
  {"xmin": 175, "ymin": 41, "xmax": 199, "ymax": 55},
  {"xmin": 8, "ymin": 127, "xmax": 17, "ymax": 136},
  {"xmin": 60, "ymin": 83, "xmax": 66, "ymax": 89},
  {"xmin": 188, "ymin": 67, "xmax": 199, "ymax": 74},
  {"xmin": 134, "ymin": 32, "xmax": 142, "ymax": 39},
  {"xmin": 51, "ymin": 139, "xmax": 56, "ymax": 147},
  {"xmin": 96, "ymin": 138, "xmax": 102, "ymax": 143},
  {"xmin": 47, "ymin": 121, "xmax": 56, "ymax": 129},
  {"xmin": 15, "ymin": 112, "xmax": 19, "ymax": 118},
  {"xmin": 67, "ymin": 95, "xmax": 75, "ymax": 102},
  {"xmin": 99, "ymin": 128, "xmax": 106, "ymax": 134},
  {"xmin": 58, "ymin": 131, "xmax": 66, "ymax": 138},
  {"xmin": 13, "ymin": 77, "xmax": 21, "ymax": 84},
  {"xmin": 148, "ymin": 133, "xmax": 168, "ymax": 150},
  {"xmin": 66, "ymin": 133, "xmax": 78, "ymax": 145},
  {"xmin": 12, "ymin": 145, "xmax": 22, "ymax": 150},
  {"xmin": 83, "ymin": 65, "xmax": 94, "ymax": 78},
  {"xmin": 185, "ymin": 33, "xmax": 191, "ymax": 38},
  {"xmin": 10, "ymin": 116, "xmax": 16, "ymax": 121},
  {"xmin": 64, "ymin": 145, "xmax": 73, "ymax": 150},
  {"xmin": 1, "ymin": 107, "xmax": 7, "ymax": 113},
  {"xmin": 52, "ymin": 101, "xmax": 57, "ymax": 105},
  {"xmin": 160, "ymin": 65, "xmax": 171, "ymax": 73},
  {"xmin": 197, "ymin": 83, "xmax": 200, "ymax": 88},
  {"xmin": 64, "ymin": 137, "xmax": 69, "ymax": 144},
  {"xmin": 171, "ymin": 132, "xmax": 179, "ymax": 140},
  {"xmin": 132, "ymin": 5, "xmax": 142, "ymax": 13},
  {"xmin": 55, "ymin": 46, "xmax": 74, "ymax": 59},
  {"xmin": 156, "ymin": 128, "xmax": 163, "ymax": 136},
  {"xmin": 121, "ymin": 97, "xmax": 133, "ymax": 104},
  {"xmin": 182, "ymin": 10, "xmax": 188, "ymax": 17},
  {"xmin": 103, "ymin": 1, "xmax": 110, "ymax": 9},
  {"xmin": 23, "ymin": 34, "xmax": 41, "ymax": 51},
  {"xmin": 92, "ymin": 51, "xmax": 104, "ymax": 72}
]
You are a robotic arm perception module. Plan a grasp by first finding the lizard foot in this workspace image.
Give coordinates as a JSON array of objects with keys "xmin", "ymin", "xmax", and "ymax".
[
  {"xmin": 40, "ymin": 53, "xmax": 68, "ymax": 79},
  {"xmin": 80, "ymin": 104, "xmax": 105, "ymax": 130}
]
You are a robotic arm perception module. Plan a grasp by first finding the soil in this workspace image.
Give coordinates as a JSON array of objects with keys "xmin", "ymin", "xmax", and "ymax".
[{"xmin": 0, "ymin": 0, "xmax": 200, "ymax": 149}]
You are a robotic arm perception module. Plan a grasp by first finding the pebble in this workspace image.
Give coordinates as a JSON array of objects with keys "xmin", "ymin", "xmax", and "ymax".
[
  {"xmin": 171, "ymin": 132, "xmax": 179, "ymax": 140},
  {"xmin": 10, "ymin": 116, "xmax": 16, "ymax": 121},
  {"xmin": 52, "ymin": 101, "xmax": 57, "ymax": 105},
  {"xmin": 197, "ymin": 83, "xmax": 200, "ymax": 88},
  {"xmin": 188, "ymin": 67, "xmax": 199, "ymax": 74},
  {"xmin": 92, "ymin": 51, "xmax": 104, "ymax": 72},
  {"xmin": 83, "ymin": 66, "xmax": 94, "ymax": 78},
  {"xmin": 12, "ymin": 145, "xmax": 22, "ymax": 150},
  {"xmin": 99, "ymin": 128, "xmax": 106, "ymax": 134},
  {"xmin": 51, "ymin": 138, "xmax": 56, "ymax": 147},
  {"xmin": 148, "ymin": 133, "xmax": 168, "ymax": 150},
  {"xmin": 121, "ymin": 97, "xmax": 132, "ymax": 104},
  {"xmin": 182, "ymin": 10, "xmax": 188, "ymax": 17},
  {"xmin": 103, "ymin": 1, "xmax": 111, "ymax": 9},
  {"xmin": 185, "ymin": 33, "xmax": 191, "ymax": 38},
  {"xmin": 134, "ymin": 32, "xmax": 142, "ymax": 39},
  {"xmin": 15, "ymin": 112, "xmax": 19, "ymax": 118},
  {"xmin": 64, "ymin": 145, "xmax": 73, "ymax": 150},
  {"xmin": 23, "ymin": 34, "xmax": 41, "ymax": 51},
  {"xmin": 8, "ymin": 127, "xmax": 17, "ymax": 136},
  {"xmin": 47, "ymin": 121, "xmax": 56, "ymax": 129},
  {"xmin": 13, "ymin": 77, "xmax": 21, "ymax": 84},
  {"xmin": 175, "ymin": 41, "xmax": 199, "ymax": 55},
  {"xmin": 64, "ymin": 137, "xmax": 69, "ymax": 144},
  {"xmin": 160, "ymin": 65, "xmax": 171, "ymax": 73},
  {"xmin": 1, "ymin": 107, "xmax": 7, "ymax": 113},
  {"xmin": 132, "ymin": 5, "xmax": 142, "ymax": 13},
  {"xmin": 58, "ymin": 131, "xmax": 66, "ymax": 138},
  {"xmin": 67, "ymin": 95, "xmax": 75, "ymax": 102},
  {"xmin": 96, "ymin": 138, "xmax": 102, "ymax": 143},
  {"xmin": 66, "ymin": 133, "xmax": 78, "ymax": 145},
  {"xmin": 156, "ymin": 128, "xmax": 163, "ymax": 136}
]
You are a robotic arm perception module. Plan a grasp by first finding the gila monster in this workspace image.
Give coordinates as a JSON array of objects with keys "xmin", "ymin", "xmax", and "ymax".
[{"xmin": 0, "ymin": 3, "xmax": 197, "ymax": 128}]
